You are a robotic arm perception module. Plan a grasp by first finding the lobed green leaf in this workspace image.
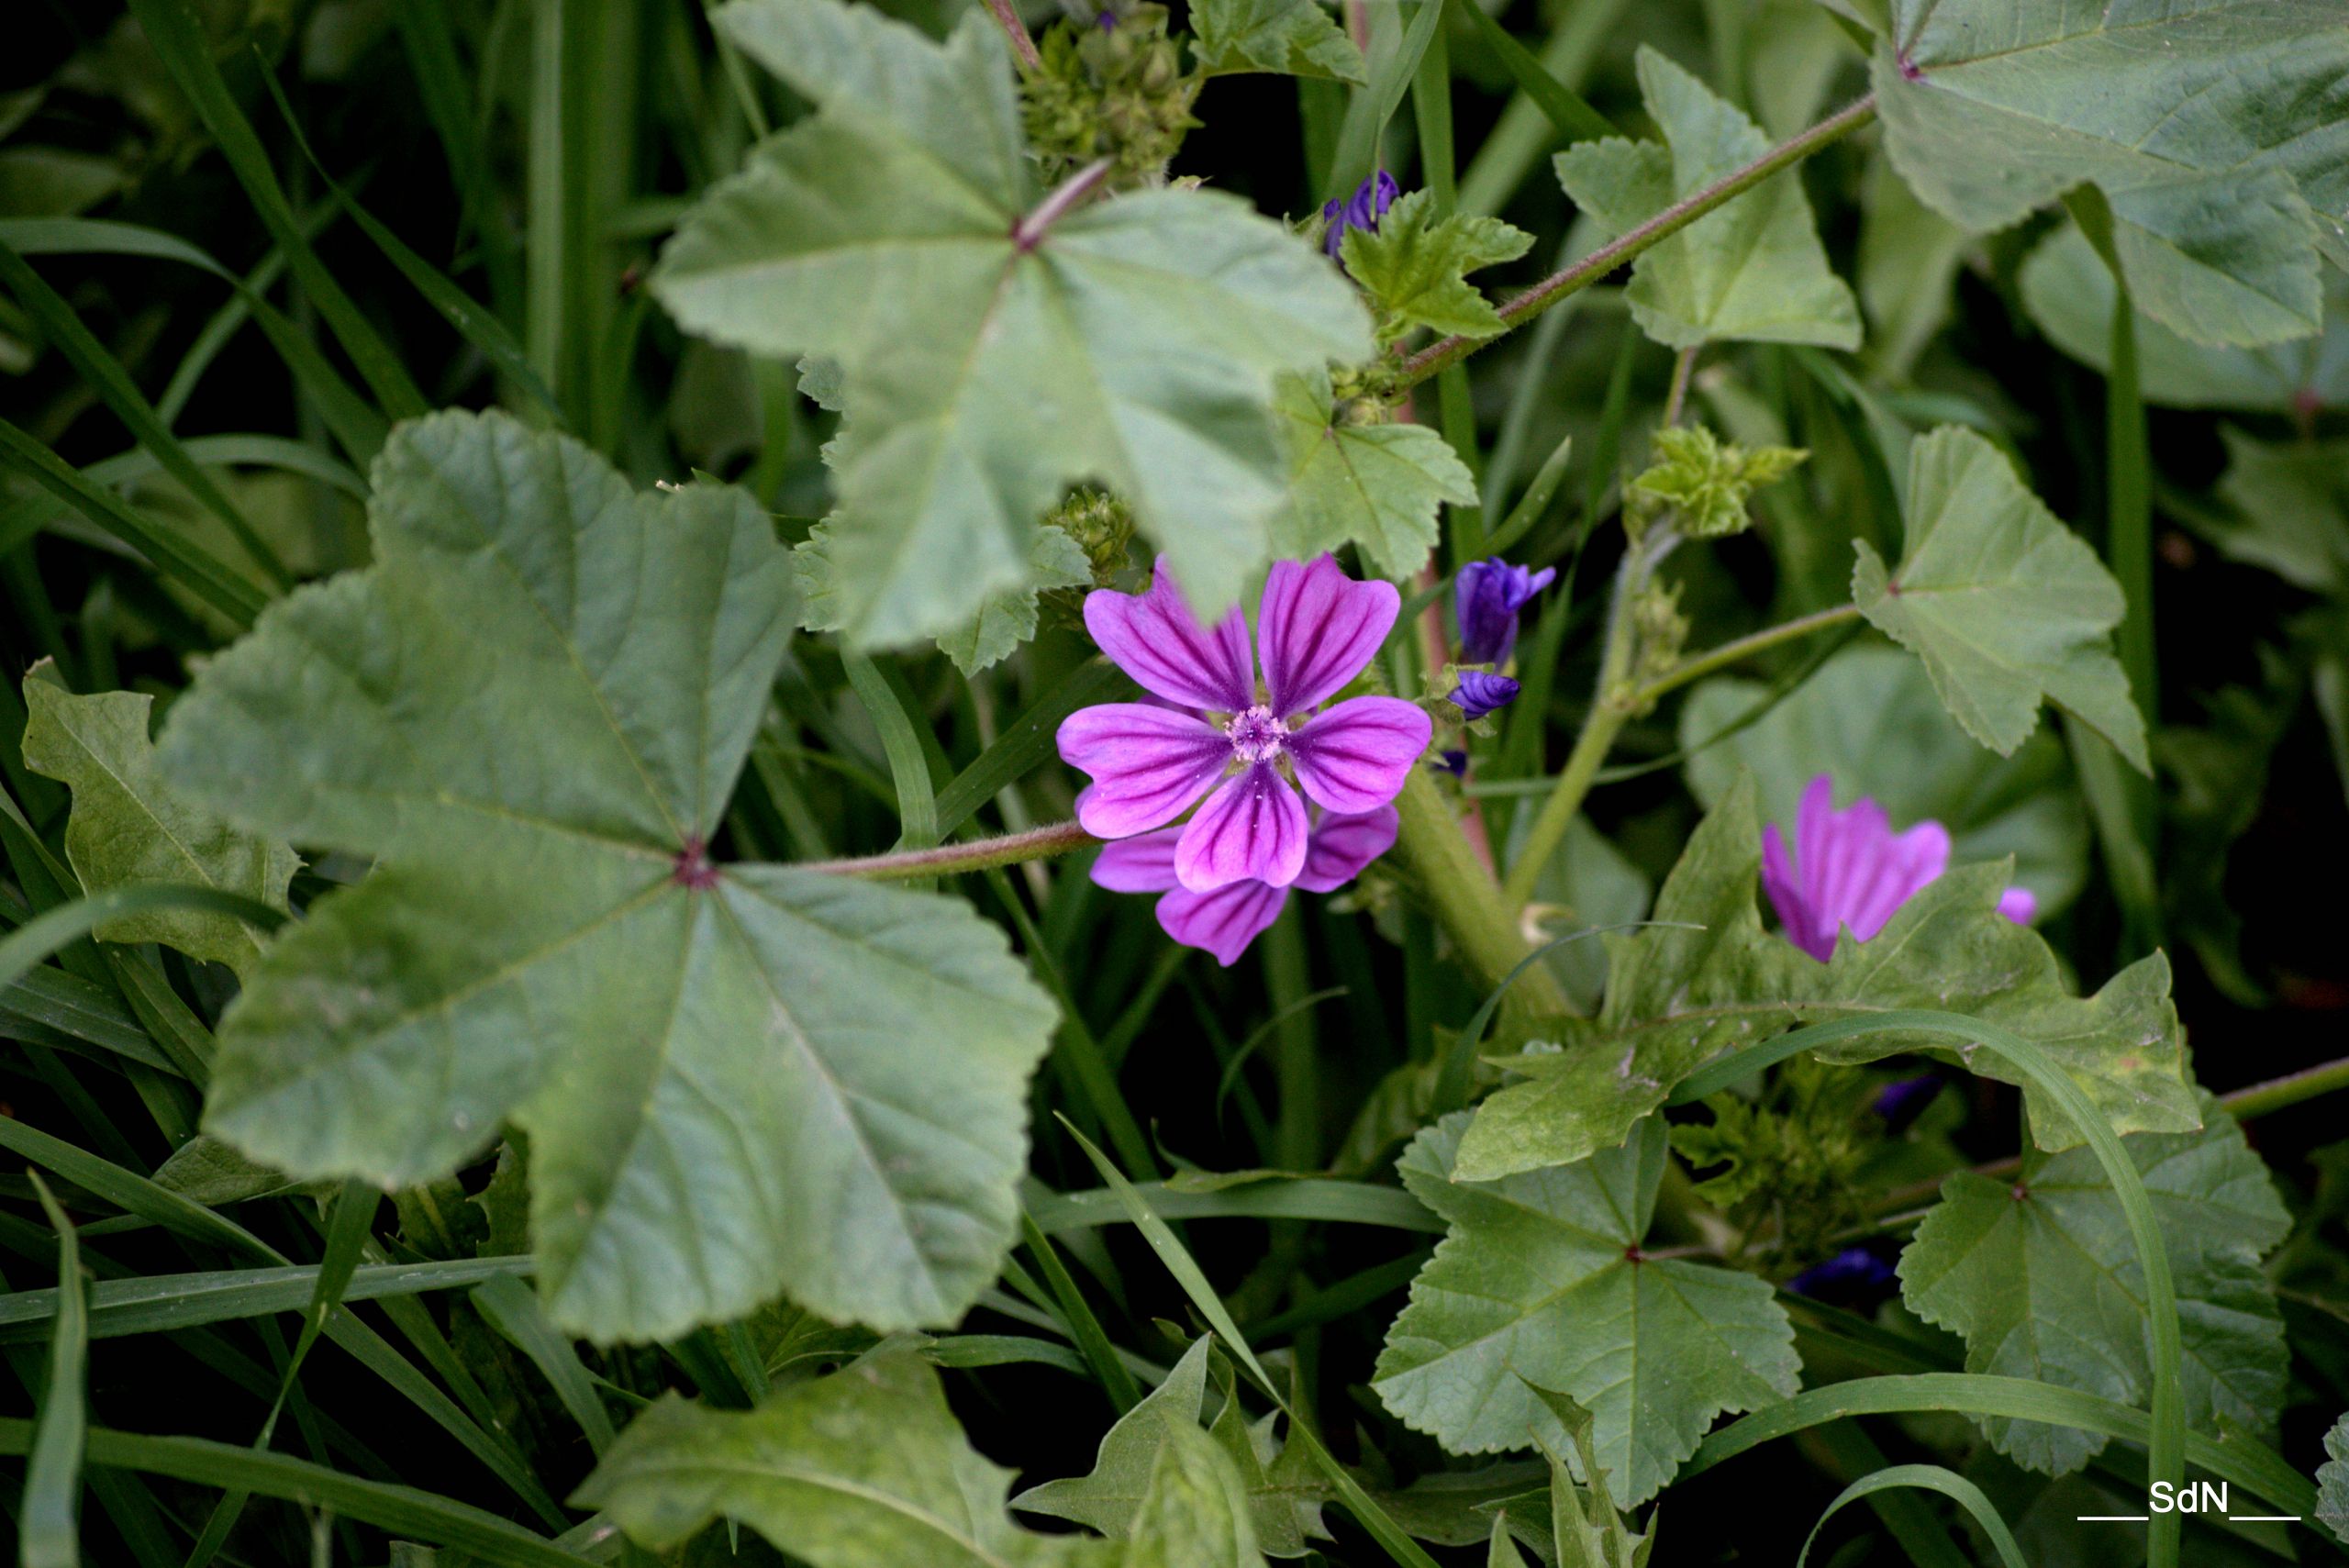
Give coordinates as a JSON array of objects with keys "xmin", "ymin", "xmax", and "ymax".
[
  {"xmin": 1554, "ymin": 48, "xmax": 1858, "ymax": 350},
  {"xmin": 160, "ymin": 409, "xmax": 1058, "ymax": 1342},
  {"xmin": 654, "ymin": 0, "xmax": 1370, "ymax": 646},
  {"xmin": 1854, "ymin": 426, "xmax": 2149, "ymax": 771},
  {"xmin": 1872, "ymin": 0, "xmax": 2349, "ymax": 346},
  {"xmin": 1374, "ymin": 1113, "xmax": 1798, "ymax": 1506},
  {"xmin": 1898, "ymin": 1091, "xmax": 2289, "ymax": 1474}
]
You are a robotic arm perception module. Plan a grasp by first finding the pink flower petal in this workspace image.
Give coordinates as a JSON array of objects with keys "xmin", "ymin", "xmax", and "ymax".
[
  {"xmin": 1762, "ymin": 821, "xmax": 1830, "ymax": 962},
  {"xmin": 1286, "ymin": 696, "xmax": 1431, "ymax": 814},
  {"xmin": 1807, "ymin": 792, "xmax": 1886, "ymax": 929},
  {"xmin": 1258, "ymin": 555, "xmax": 1401, "ymax": 717},
  {"xmin": 1174, "ymin": 762, "xmax": 1309, "ymax": 891},
  {"xmin": 1794, "ymin": 774, "xmax": 1835, "ymax": 902},
  {"xmin": 1084, "ymin": 560, "xmax": 1255, "ymax": 712},
  {"xmin": 1998, "ymin": 885, "xmax": 2039, "ymax": 926},
  {"xmin": 1057, "ymin": 704, "xmax": 1228, "ymax": 839},
  {"xmin": 1764, "ymin": 773, "xmax": 1962, "ymax": 961},
  {"xmin": 1295, "ymin": 806, "xmax": 1398, "ymax": 894},
  {"xmin": 1090, "ymin": 828, "xmax": 1183, "ymax": 894},
  {"xmin": 1157, "ymin": 882, "xmax": 1290, "ymax": 966},
  {"xmin": 1840, "ymin": 818, "xmax": 1951, "ymax": 943}
]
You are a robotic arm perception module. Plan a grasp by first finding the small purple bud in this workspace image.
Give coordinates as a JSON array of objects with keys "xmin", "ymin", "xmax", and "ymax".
[
  {"xmin": 1786, "ymin": 1247, "xmax": 1898, "ymax": 1307},
  {"xmin": 1096, "ymin": 8, "xmax": 1116, "ymax": 28},
  {"xmin": 1434, "ymin": 749, "xmax": 1468, "ymax": 777},
  {"xmin": 1454, "ymin": 558, "xmax": 1555, "ymax": 665},
  {"xmin": 1872, "ymin": 1073, "xmax": 1941, "ymax": 1135},
  {"xmin": 1447, "ymin": 670, "xmax": 1520, "ymax": 721},
  {"xmin": 1322, "ymin": 170, "xmax": 1401, "ymax": 258}
]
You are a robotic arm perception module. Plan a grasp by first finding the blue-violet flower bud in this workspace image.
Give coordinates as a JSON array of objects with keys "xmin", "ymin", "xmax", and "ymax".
[
  {"xmin": 1786, "ymin": 1247, "xmax": 1898, "ymax": 1307},
  {"xmin": 1872, "ymin": 1073, "xmax": 1942, "ymax": 1135},
  {"xmin": 1454, "ymin": 558, "xmax": 1555, "ymax": 665},
  {"xmin": 1322, "ymin": 170, "xmax": 1400, "ymax": 258},
  {"xmin": 1447, "ymin": 670, "xmax": 1520, "ymax": 721}
]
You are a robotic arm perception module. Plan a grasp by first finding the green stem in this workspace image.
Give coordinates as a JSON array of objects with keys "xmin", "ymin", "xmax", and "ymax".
[
  {"xmin": 1498, "ymin": 528, "xmax": 1666, "ymax": 909},
  {"xmin": 2221, "ymin": 1055, "xmax": 2349, "ymax": 1121},
  {"xmin": 1659, "ymin": 343, "xmax": 1698, "ymax": 428},
  {"xmin": 1499, "ymin": 693, "xmax": 1626, "ymax": 910},
  {"xmin": 1633, "ymin": 603, "xmax": 1861, "ymax": 708},
  {"xmin": 796, "ymin": 819, "xmax": 1092, "ymax": 879},
  {"xmin": 1400, "ymin": 93, "xmax": 1878, "ymax": 388},
  {"xmin": 1390, "ymin": 768, "xmax": 1569, "ymax": 1016}
]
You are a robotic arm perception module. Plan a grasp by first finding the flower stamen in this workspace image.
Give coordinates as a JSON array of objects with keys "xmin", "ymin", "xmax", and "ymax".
[{"xmin": 1224, "ymin": 704, "xmax": 1289, "ymax": 764}]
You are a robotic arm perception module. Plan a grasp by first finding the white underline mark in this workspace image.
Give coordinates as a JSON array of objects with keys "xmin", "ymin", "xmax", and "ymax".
[
  {"xmin": 2076, "ymin": 1516, "xmax": 2150, "ymax": 1521},
  {"xmin": 2229, "ymin": 1516, "xmax": 2300, "ymax": 1523}
]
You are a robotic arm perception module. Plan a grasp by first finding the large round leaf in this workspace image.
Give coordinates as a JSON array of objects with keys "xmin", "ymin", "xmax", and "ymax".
[{"xmin": 160, "ymin": 409, "xmax": 1058, "ymax": 1342}]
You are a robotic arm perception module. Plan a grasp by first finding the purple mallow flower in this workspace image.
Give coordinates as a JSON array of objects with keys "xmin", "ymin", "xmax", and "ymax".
[
  {"xmin": 1322, "ymin": 171, "xmax": 1400, "ymax": 258},
  {"xmin": 1454, "ymin": 558, "xmax": 1555, "ymax": 665},
  {"xmin": 1873, "ymin": 1073, "xmax": 1942, "ymax": 1135},
  {"xmin": 1057, "ymin": 555, "xmax": 1432, "ymax": 893},
  {"xmin": 1786, "ymin": 1246, "xmax": 1898, "ymax": 1307},
  {"xmin": 1092, "ymin": 806, "xmax": 1397, "ymax": 966},
  {"xmin": 1762, "ymin": 774, "xmax": 2039, "ymax": 962},
  {"xmin": 1448, "ymin": 670, "xmax": 1520, "ymax": 721}
]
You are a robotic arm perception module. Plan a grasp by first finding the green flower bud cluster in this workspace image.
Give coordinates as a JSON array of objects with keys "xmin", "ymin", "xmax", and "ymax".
[
  {"xmin": 1051, "ymin": 487, "xmax": 1136, "ymax": 584},
  {"xmin": 1329, "ymin": 358, "xmax": 1402, "ymax": 409},
  {"xmin": 1625, "ymin": 582, "xmax": 1689, "ymax": 711},
  {"xmin": 1038, "ymin": 487, "xmax": 1138, "ymax": 628},
  {"xmin": 1021, "ymin": 5, "xmax": 1201, "ymax": 188},
  {"xmin": 1668, "ymin": 1057, "xmax": 1873, "ymax": 1268}
]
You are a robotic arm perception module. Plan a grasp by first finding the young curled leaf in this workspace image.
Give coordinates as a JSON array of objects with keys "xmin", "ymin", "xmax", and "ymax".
[
  {"xmin": 1626, "ymin": 424, "xmax": 1806, "ymax": 539},
  {"xmin": 1338, "ymin": 189, "xmax": 1534, "ymax": 341}
]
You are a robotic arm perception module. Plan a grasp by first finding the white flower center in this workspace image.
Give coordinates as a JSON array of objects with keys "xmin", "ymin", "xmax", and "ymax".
[{"xmin": 1224, "ymin": 704, "xmax": 1289, "ymax": 764}]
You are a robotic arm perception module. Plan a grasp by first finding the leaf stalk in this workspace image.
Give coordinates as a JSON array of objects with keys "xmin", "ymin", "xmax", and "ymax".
[
  {"xmin": 797, "ymin": 819, "xmax": 1094, "ymax": 879},
  {"xmin": 984, "ymin": 0, "xmax": 1044, "ymax": 73},
  {"xmin": 1014, "ymin": 159, "xmax": 1114, "ymax": 251}
]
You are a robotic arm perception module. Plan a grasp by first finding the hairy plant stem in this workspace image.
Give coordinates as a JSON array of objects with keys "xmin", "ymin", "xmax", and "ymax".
[
  {"xmin": 1659, "ymin": 344, "xmax": 1698, "ymax": 428},
  {"xmin": 798, "ymin": 819, "xmax": 1092, "ymax": 878},
  {"xmin": 1633, "ymin": 602, "xmax": 1862, "ymax": 708},
  {"xmin": 2222, "ymin": 1055, "xmax": 2349, "ymax": 1121},
  {"xmin": 1014, "ymin": 159, "xmax": 1113, "ymax": 250},
  {"xmin": 1390, "ymin": 768, "xmax": 1570, "ymax": 1018},
  {"xmin": 1397, "ymin": 93, "xmax": 1879, "ymax": 388},
  {"xmin": 984, "ymin": 0, "xmax": 1043, "ymax": 73}
]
